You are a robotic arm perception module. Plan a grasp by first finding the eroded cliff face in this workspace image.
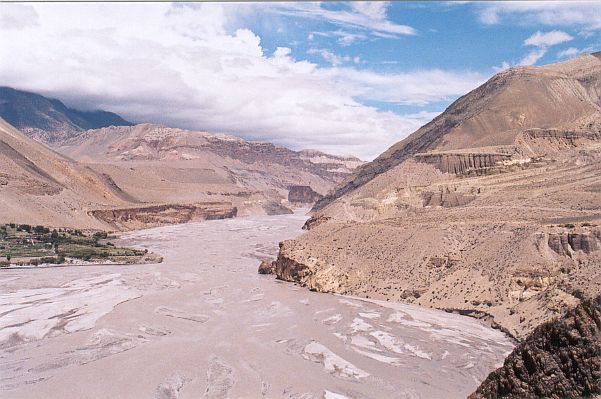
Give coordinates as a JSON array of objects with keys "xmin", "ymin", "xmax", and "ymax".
[
  {"xmin": 414, "ymin": 152, "xmax": 512, "ymax": 175},
  {"xmin": 90, "ymin": 202, "xmax": 237, "ymax": 230},
  {"xmin": 469, "ymin": 296, "xmax": 601, "ymax": 399},
  {"xmin": 275, "ymin": 220, "xmax": 601, "ymax": 339}
]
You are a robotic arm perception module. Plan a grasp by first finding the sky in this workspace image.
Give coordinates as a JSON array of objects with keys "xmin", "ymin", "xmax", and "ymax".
[{"xmin": 0, "ymin": 2, "xmax": 600, "ymax": 160}]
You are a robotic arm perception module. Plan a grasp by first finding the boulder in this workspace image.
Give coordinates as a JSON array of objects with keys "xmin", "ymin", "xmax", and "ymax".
[{"xmin": 258, "ymin": 259, "xmax": 276, "ymax": 275}]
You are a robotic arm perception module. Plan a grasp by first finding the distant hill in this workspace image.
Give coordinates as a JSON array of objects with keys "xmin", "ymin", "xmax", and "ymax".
[{"xmin": 0, "ymin": 87, "xmax": 132, "ymax": 143}]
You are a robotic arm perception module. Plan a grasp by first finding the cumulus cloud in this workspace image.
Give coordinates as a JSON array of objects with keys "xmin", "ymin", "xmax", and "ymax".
[{"xmin": 0, "ymin": 3, "xmax": 480, "ymax": 160}]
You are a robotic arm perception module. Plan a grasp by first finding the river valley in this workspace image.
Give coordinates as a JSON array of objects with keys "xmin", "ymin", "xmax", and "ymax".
[{"xmin": 0, "ymin": 212, "xmax": 514, "ymax": 399}]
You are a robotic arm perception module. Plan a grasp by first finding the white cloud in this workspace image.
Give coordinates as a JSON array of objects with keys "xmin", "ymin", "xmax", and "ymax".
[
  {"xmin": 524, "ymin": 30, "xmax": 573, "ymax": 47},
  {"xmin": 0, "ymin": 3, "xmax": 480, "ymax": 160},
  {"xmin": 519, "ymin": 48, "xmax": 547, "ymax": 66},
  {"xmin": 500, "ymin": 30, "xmax": 574, "ymax": 68},
  {"xmin": 477, "ymin": 2, "xmax": 601, "ymax": 31},
  {"xmin": 310, "ymin": 30, "xmax": 369, "ymax": 46},
  {"xmin": 308, "ymin": 48, "xmax": 348, "ymax": 66},
  {"xmin": 0, "ymin": 4, "xmax": 39, "ymax": 29},
  {"xmin": 556, "ymin": 46, "xmax": 594, "ymax": 59},
  {"xmin": 270, "ymin": 2, "xmax": 416, "ymax": 38}
]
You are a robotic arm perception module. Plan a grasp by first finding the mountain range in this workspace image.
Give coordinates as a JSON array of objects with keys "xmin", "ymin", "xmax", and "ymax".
[{"xmin": 0, "ymin": 88, "xmax": 363, "ymax": 230}]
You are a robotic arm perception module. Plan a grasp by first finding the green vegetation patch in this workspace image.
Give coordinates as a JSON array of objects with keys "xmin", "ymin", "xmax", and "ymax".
[{"xmin": 0, "ymin": 224, "xmax": 158, "ymax": 267}]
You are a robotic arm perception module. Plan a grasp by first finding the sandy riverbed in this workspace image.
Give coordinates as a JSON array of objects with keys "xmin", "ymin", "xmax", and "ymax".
[{"xmin": 0, "ymin": 211, "xmax": 513, "ymax": 398}]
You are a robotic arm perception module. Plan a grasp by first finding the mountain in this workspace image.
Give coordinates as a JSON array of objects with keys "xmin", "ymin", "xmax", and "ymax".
[
  {"xmin": 470, "ymin": 296, "xmax": 600, "ymax": 399},
  {"xmin": 0, "ymin": 117, "xmax": 134, "ymax": 229},
  {"xmin": 273, "ymin": 53, "xmax": 601, "ymax": 341},
  {"xmin": 52, "ymin": 124, "xmax": 363, "ymax": 221},
  {"xmin": 0, "ymin": 118, "xmax": 362, "ymax": 230},
  {"xmin": 0, "ymin": 87, "xmax": 132, "ymax": 143},
  {"xmin": 315, "ymin": 52, "xmax": 601, "ymax": 210}
]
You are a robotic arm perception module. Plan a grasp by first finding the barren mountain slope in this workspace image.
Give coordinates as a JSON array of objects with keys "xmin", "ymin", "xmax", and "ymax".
[
  {"xmin": 56, "ymin": 124, "xmax": 363, "ymax": 216},
  {"xmin": 274, "ymin": 53, "xmax": 601, "ymax": 340},
  {"xmin": 315, "ymin": 52, "xmax": 601, "ymax": 210},
  {"xmin": 0, "ymin": 117, "xmax": 133, "ymax": 229},
  {"xmin": 0, "ymin": 87, "xmax": 132, "ymax": 144}
]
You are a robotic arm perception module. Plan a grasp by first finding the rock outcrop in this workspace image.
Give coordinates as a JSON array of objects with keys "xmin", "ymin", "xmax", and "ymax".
[
  {"xmin": 414, "ymin": 152, "xmax": 511, "ymax": 175},
  {"xmin": 288, "ymin": 185, "xmax": 323, "ymax": 204},
  {"xmin": 548, "ymin": 231, "xmax": 599, "ymax": 257},
  {"xmin": 470, "ymin": 296, "xmax": 601, "ymax": 399},
  {"xmin": 257, "ymin": 259, "xmax": 276, "ymax": 275}
]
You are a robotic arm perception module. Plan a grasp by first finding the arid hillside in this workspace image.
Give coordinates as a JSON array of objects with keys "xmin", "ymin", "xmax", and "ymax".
[
  {"xmin": 0, "ymin": 117, "xmax": 133, "ymax": 229},
  {"xmin": 274, "ymin": 53, "xmax": 601, "ymax": 340},
  {"xmin": 55, "ymin": 124, "xmax": 362, "ymax": 217}
]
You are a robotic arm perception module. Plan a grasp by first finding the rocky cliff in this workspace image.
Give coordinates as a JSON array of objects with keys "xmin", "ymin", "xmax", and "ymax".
[
  {"xmin": 288, "ymin": 185, "xmax": 323, "ymax": 204},
  {"xmin": 470, "ymin": 296, "xmax": 600, "ymax": 399}
]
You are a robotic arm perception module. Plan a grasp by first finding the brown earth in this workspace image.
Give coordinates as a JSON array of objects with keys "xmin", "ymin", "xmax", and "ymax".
[{"xmin": 274, "ymin": 52, "xmax": 601, "ymax": 341}]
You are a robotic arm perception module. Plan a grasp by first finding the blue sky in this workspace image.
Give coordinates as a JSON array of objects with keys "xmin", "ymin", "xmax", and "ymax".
[{"xmin": 0, "ymin": 2, "xmax": 600, "ymax": 159}]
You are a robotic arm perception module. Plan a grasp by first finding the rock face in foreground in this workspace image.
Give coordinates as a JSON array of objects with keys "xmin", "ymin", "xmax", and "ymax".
[
  {"xmin": 470, "ymin": 296, "xmax": 601, "ymax": 399},
  {"xmin": 288, "ymin": 185, "xmax": 323, "ymax": 205}
]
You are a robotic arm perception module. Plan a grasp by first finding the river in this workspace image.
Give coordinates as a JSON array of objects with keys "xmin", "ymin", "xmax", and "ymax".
[{"xmin": 0, "ymin": 211, "xmax": 513, "ymax": 398}]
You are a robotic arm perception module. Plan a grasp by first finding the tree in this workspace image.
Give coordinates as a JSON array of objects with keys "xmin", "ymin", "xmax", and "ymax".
[{"xmin": 6, "ymin": 254, "xmax": 11, "ymax": 262}]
